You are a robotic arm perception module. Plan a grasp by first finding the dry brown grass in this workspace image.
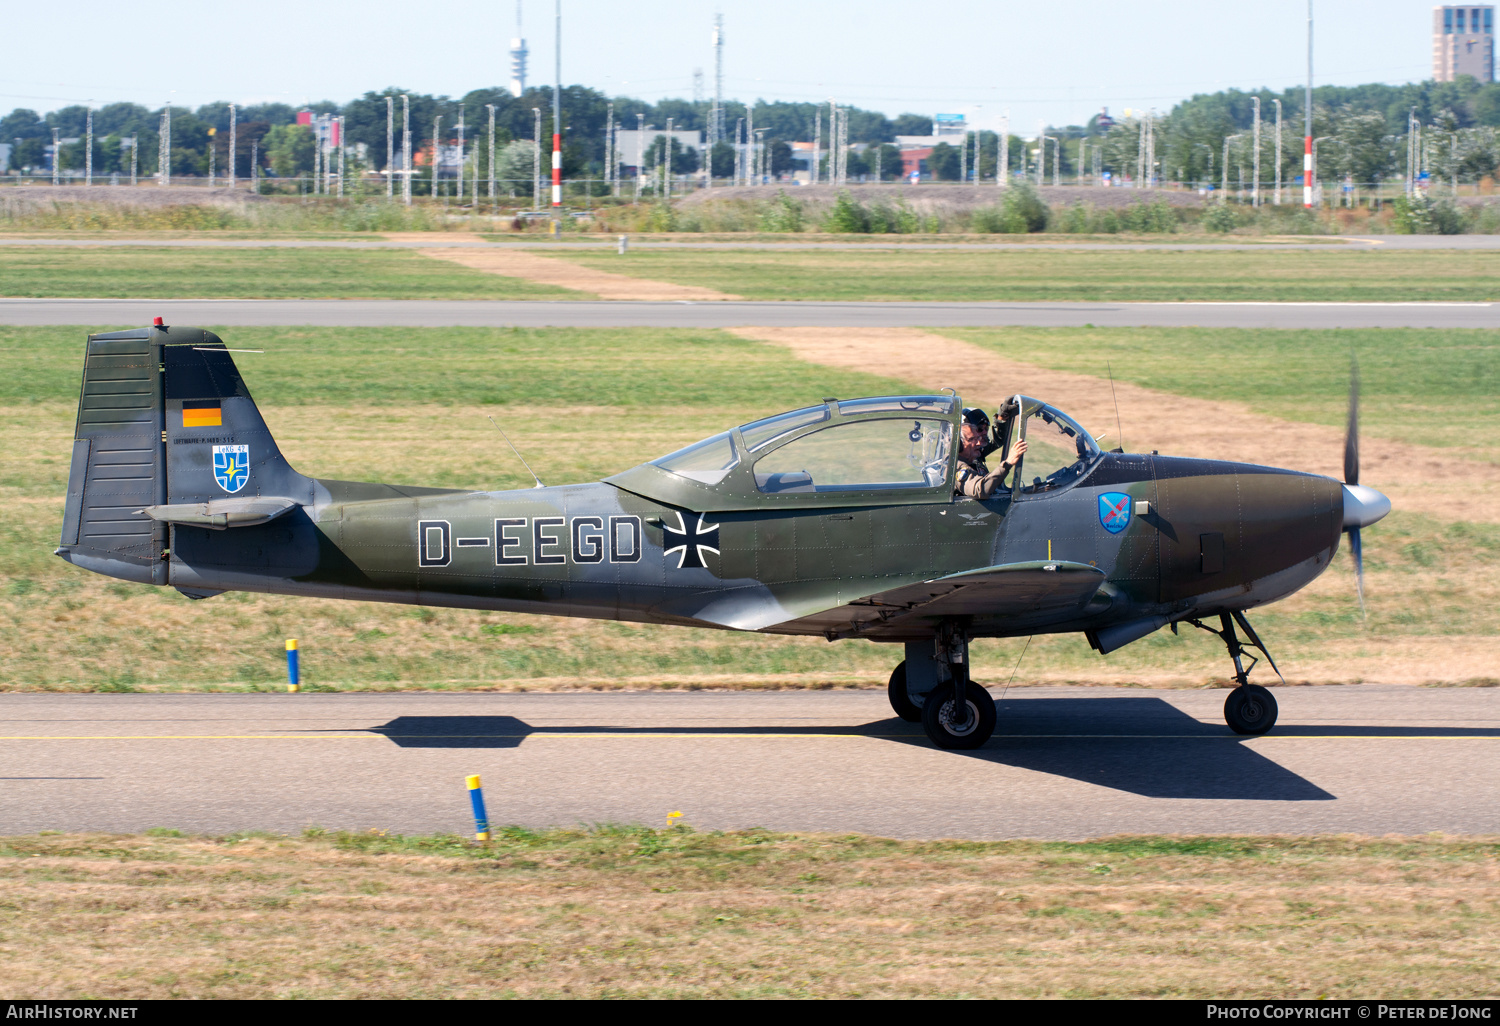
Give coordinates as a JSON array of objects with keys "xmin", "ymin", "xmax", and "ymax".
[
  {"xmin": 416, "ymin": 247, "xmax": 742, "ymax": 300},
  {"xmin": 1, "ymin": 830, "xmax": 1496, "ymax": 998}
]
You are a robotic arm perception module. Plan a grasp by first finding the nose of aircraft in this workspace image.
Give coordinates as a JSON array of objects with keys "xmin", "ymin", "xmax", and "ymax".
[{"xmin": 1342, "ymin": 484, "xmax": 1392, "ymax": 530}]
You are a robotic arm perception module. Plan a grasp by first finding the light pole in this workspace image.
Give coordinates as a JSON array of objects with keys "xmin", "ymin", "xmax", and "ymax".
[
  {"xmin": 228, "ymin": 104, "xmax": 237, "ymax": 190},
  {"xmin": 534, "ymin": 108, "xmax": 543, "ymax": 211},
  {"xmin": 1272, "ymin": 99, "xmax": 1283, "ymax": 204},
  {"xmin": 812, "ymin": 109, "xmax": 820, "ymax": 186},
  {"xmin": 85, "ymin": 106, "xmax": 93, "ymax": 187},
  {"xmin": 337, "ymin": 116, "xmax": 346, "ymax": 198},
  {"xmin": 486, "ymin": 104, "xmax": 497, "ymax": 204},
  {"xmin": 551, "ymin": 0, "xmax": 562, "ymax": 227},
  {"xmin": 402, "ymin": 95, "xmax": 412, "ymax": 206},
  {"xmin": 604, "ymin": 100, "xmax": 613, "ymax": 197},
  {"xmin": 1222, "ymin": 134, "xmax": 1243, "ymax": 202},
  {"xmin": 636, "ymin": 113, "xmax": 646, "ymax": 201},
  {"xmin": 1251, "ymin": 97, "xmax": 1261, "ymax": 207},
  {"xmin": 665, "ymin": 116, "xmax": 673, "ymax": 199},
  {"xmin": 52, "ymin": 128, "xmax": 60, "ymax": 186},
  {"xmin": 734, "ymin": 117, "xmax": 744, "ymax": 186},
  {"xmin": 1304, "ymin": 0, "xmax": 1314, "ymax": 208},
  {"xmin": 456, "ymin": 110, "xmax": 465, "ymax": 202},
  {"xmin": 998, "ymin": 112, "xmax": 1009, "ymax": 188},
  {"xmin": 387, "ymin": 96, "xmax": 394, "ymax": 199},
  {"xmin": 432, "ymin": 116, "xmax": 442, "ymax": 198},
  {"xmin": 1036, "ymin": 122, "xmax": 1046, "ymax": 188}
]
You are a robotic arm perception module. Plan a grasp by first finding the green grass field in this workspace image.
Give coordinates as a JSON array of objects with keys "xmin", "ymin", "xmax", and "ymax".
[
  {"xmin": 0, "ymin": 246, "xmax": 576, "ymax": 299},
  {"xmin": 4, "ymin": 829, "xmax": 1496, "ymax": 998},
  {"xmin": 558, "ymin": 247, "xmax": 1500, "ymax": 302},
  {"xmin": 1, "ymin": 324, "xmax": 1495, "ymax": 690},
  {"xmin": 6, "ymin": 245, "xmax": 1500, "ymax": 301}
]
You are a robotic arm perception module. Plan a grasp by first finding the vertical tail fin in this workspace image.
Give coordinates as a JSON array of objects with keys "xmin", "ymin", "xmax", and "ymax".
[{"xmin": 57, "ymin": 323, "xmax": 312, "ymax": 584}]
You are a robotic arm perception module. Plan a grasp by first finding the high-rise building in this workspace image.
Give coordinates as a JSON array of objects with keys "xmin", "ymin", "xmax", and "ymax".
[
  {"xmin": 509, "ymin": 1, "xmax": 529, "ymax": 98},
  {"xmin": 1434, "ymin": 5, "xmax": 1495, "ymax": 82}
]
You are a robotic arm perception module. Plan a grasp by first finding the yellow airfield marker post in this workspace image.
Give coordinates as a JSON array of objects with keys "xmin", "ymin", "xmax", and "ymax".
[{"xmin": 285, "ymin": 639, "xmax": 300, "ymax": 693}]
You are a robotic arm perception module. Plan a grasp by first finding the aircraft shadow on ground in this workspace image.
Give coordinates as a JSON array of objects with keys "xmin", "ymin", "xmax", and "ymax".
[{"xmin": 344, "ymin": 691, "xmax": 1500, "ymax": 801}]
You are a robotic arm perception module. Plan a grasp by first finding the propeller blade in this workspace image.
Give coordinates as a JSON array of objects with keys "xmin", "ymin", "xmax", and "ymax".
[
  {"xmin": 1344, "ymin": 354, "xmax": 1360, "ymax": 486},
  {"xmin": 1350, "ymin": 526, "xmax": 1366, "ymax": 621}
]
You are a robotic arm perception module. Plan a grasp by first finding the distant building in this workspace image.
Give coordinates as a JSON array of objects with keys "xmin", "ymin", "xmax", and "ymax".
[
  {"xmin": 900, "ymin": 147, "xmax": 933, "ymax": 179},
  {"xmin": 0, "ymin": 144, "xmax": 10, "ymax": 171},
  {"xmin": 1434, "ymin": 5, "xmax": 1495, "ymax": 82}
]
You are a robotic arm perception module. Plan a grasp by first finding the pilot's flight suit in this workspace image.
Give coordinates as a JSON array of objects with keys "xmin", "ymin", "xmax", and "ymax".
[{"xmin": 955, "ymin": 447, "xmax": 1008, "ymax": 500}]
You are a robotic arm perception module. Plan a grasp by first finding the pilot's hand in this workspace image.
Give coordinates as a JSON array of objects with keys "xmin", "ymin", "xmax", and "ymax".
[{"xmin": 1005, "ymin": 437, "xmax": 1029, "ymax": 468}]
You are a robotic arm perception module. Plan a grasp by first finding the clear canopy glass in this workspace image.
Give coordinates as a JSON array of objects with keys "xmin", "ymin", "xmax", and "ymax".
[
  {"xmin": 651, "ymin": 431, "xmax": 740, "ymax": 484},
  {"xmin": 1017, "ymin": 403, "xmax": 1101, "ymax": 494},
  {"xmin": 755, "ymin": 418, "xmax": 952, "ymax": 493},
  {"xmin": 738, "ymin": 405, "xmax": 829, "ymax": 452}
]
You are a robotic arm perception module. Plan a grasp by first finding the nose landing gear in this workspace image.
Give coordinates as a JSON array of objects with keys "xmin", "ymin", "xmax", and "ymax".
[{"xmin": 1186, "ymin": 611, "xmax": 1284, "ymax": 736}]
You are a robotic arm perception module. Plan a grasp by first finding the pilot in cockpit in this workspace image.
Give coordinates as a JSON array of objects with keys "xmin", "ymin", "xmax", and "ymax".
[{"xmin": 955, "ymin": 405, "xmax": 1027, "ymax": 500}]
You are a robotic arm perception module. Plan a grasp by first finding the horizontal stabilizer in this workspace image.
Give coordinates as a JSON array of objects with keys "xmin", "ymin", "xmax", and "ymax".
[{"xmin": 136, "ymin": 497, "xmax": 298, "ymax": 531}]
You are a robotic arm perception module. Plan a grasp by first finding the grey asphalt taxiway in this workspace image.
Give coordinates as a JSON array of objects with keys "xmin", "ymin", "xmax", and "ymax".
[
  {"xmin": 3, "ymin": 686, "xmax": 1497, "ymax": 839},
  {"xmin": 4, "ymin": 298, "xmax": 1499, "ymax": 329}
]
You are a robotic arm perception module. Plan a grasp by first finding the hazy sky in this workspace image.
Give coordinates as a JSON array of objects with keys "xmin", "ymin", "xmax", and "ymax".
[{"xmin": 0, "ymin": 1, "xmax": 1439, "ymax": 130}]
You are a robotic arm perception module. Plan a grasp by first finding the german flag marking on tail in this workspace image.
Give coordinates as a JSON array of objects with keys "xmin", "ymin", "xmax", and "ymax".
[{"xmin": 182, "ymin": 401, "xmax": 222, "ymax": 428}]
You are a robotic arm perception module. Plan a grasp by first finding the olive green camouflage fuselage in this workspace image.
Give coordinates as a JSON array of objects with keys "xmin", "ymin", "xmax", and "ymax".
[{"xmin": 57, "ymin": 327, "xmax": 1345, "ymax": 648}]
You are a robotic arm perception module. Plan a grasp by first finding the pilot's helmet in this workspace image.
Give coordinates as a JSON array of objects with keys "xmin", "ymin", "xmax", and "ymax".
[{"xmin": 961, "ymin": 407, "xmax": 990, "ymax": 432}]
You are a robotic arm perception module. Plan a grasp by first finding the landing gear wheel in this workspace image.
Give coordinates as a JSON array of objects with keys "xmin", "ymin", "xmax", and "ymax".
[
  {"xmin": 887, "ymin": 661, "xmax": 922, "ymax": 722},
  {"xmin": 1224, "ymin": 684, "xmax": 1278, "ymax": 735},
  {"xmin": 920, "ymin": 681, "xmax": 997, "ymax": 750}
]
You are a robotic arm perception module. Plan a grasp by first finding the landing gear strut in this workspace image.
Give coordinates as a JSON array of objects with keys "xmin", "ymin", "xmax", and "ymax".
[
  {"xmin": 894, "ymin": 624, "xmax": 997, "ymax": 750},
  {"xmin": 1186, "ymin": 611, "xmax": 1284, "ymax": 736}
]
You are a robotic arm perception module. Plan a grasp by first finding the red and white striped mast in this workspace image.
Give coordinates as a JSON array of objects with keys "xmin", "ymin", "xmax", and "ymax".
[
  {"xmin": 1304, "ymin": 0, "xmax": 1314, "ymax": 208},
  {"xmin": 552, "ymin": 0, "xmax": 563, "ymax": 231}
]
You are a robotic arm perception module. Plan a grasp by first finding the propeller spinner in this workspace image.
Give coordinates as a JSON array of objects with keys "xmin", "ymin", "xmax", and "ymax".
[{"xmin": 1341, "ymin": 355, "xmax": 1392, "ymax": 618}]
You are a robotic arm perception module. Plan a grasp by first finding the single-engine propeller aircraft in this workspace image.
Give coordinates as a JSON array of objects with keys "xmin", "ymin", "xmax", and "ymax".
[{"xmin": 57, "ymin": 323, "xmax": 1391, "ymax": 749}]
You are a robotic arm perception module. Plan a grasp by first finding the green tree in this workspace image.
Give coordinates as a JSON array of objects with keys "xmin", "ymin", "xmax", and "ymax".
[
  {"xmin": 709, "ymin": 141, "xmax": 735, "ymax": 179},
  {"xmin": 264, "ymin": 124, "xmax": 315, "ymax": 177},
  {"xmin": 928, "ymin": 142, "xmax": 960, "ymax": 181}
]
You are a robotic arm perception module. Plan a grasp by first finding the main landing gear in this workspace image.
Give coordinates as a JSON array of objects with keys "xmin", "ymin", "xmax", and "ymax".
[
  {"xmin": 888, "ymin": 625, "xmax": 997, "ymax": 750},
  {"xmin": 1185, "ymin": 611, "xmax": 1284, "ymax": 736}
]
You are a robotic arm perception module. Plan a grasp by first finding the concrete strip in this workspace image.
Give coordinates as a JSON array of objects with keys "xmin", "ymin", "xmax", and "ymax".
[
  {"xmin": 416, "ymin": 247, "xmax": 742, "ymax": 301},
  {"xmin": 1, "ymin": 687, "xmax": 1496, "ymax": 839}
]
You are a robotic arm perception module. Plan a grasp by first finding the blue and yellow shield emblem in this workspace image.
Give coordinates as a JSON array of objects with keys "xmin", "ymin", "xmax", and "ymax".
[
  {"xmin": 1098, "ymin": 492, "xmax": 1132, "ymax": 534},
  {"xmin": 213, "ymin": 444, "xmax": 250, "ymax": 493}
]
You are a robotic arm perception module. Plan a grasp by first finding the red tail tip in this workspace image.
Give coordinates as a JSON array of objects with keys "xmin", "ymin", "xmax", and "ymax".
[{"xmin": 153, "ymin": 316, "xmax": 164, "ymax": 326}]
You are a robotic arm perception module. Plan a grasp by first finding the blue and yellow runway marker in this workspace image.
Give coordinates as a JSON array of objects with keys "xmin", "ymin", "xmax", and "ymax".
[
  {"xmin": 466, "ymin": 774, "xmax": 490, "ymax": 842},
  {"xmin": 286, "ymin": 639, "xmax": 300, "ymax": 693}
]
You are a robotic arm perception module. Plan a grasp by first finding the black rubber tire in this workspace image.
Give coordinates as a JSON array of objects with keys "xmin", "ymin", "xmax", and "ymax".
[
  {"xmin": 920, "ymin": 681, "xmax": 998, "ymax": 750},
  {"xmin": 887, "ymin": 661, "xmax": 922, "ymax": 722},
  {"xmin": 1224, "ymin": 684, "xmax": 1279, "ymax": 735}
]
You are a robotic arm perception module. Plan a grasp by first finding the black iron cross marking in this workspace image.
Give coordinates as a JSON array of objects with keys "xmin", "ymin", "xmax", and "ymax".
[{"xmin": 662, "ymin": 511, "xmax": 721, "ymax": 570}]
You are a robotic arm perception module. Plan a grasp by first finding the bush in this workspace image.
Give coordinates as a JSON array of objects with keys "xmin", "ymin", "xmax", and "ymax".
[
  {"xmin": 821, "ymin": 192, "xmax": 870, "ymax": 233},
  {"xmin": 1120, "ymin": 200, "xmax": 1177, "ymax": 233},
  {"xmin": 759, "ymin": 192, "xmax": 805, "ymax": 233},
  {"xmin": 1201, "ymin": 204, "xmax": 1240, "ymax": 233},
  {"xmin": 970, "ymin": 184, "xmax": 1050, "ymax": 234},
  {"xmin": 1391, "ymin": 193, "xmax": 1466, "ymax": 235}
]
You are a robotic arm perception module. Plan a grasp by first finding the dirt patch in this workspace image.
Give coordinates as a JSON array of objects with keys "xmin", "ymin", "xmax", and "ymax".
[
  {"xmin": 728, "ymin": 326, "xmax": 1500, "ymax": 525},
  {"xmin": 416, "ymin": 247, "xmax": 741, "ymax": 300},
  {"xmin": 382, "ymin": 231, "xmax": 485, "ymax": 243}
]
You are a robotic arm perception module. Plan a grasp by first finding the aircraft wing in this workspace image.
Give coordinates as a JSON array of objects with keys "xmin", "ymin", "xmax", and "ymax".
[{"xmin": 778, "ymin": 560, "xmax": 1109, "ymax": 639}]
